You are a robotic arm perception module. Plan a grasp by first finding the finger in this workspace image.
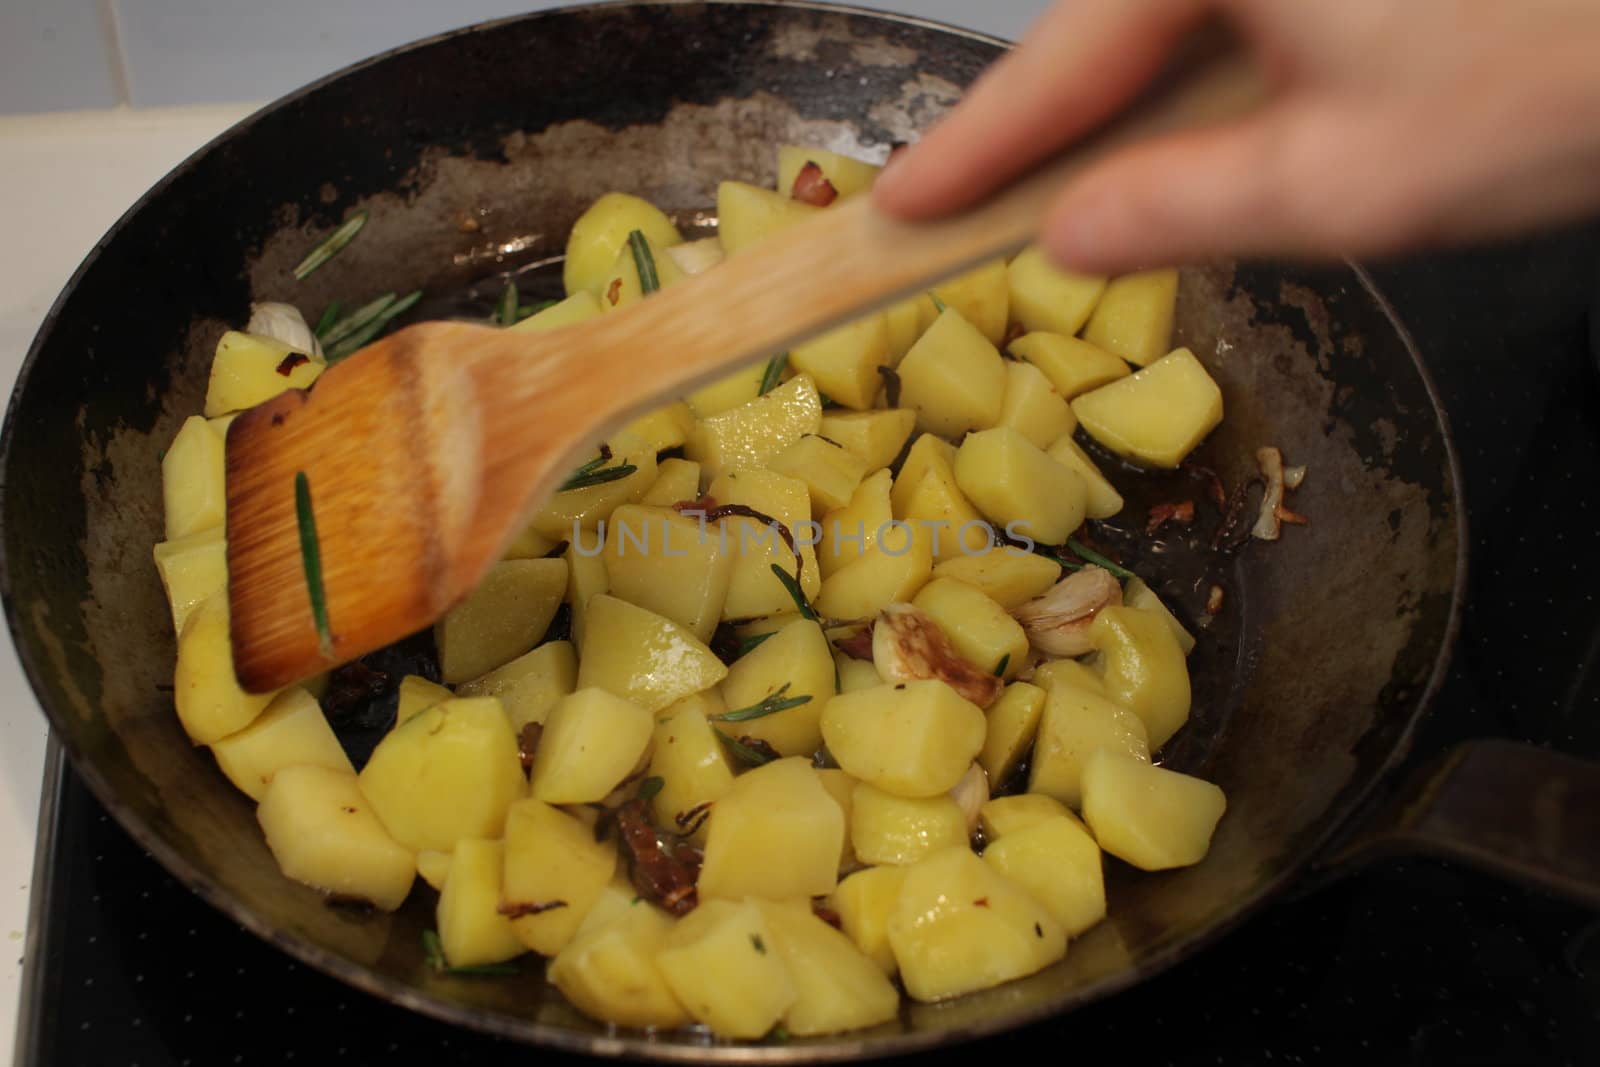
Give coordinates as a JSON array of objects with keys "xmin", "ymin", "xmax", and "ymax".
[{"xmin": 874, "ymin": 0, "xmax": 1212, "ymax": 220}]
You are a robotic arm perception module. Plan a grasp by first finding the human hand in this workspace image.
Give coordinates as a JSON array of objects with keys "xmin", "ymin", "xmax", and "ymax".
[{"xmin": 874, "ymin": 0, "xmax": 1600, "ymax": 272}]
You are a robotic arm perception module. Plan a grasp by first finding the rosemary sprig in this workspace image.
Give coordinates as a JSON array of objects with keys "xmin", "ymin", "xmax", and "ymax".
[
  {"xmin": 313, "ymin": 301, "xmax": 341, "ymax": 337},
  {"xmin": 770, "ymin": 563, "xmax": 818, "ymax": 621},
  {"xmin": 325, "ymin": 290, "xmax": 423, "ymax": 361},
  {"xmin": 421, "ymin": 930, "xmax": 520, "ymax": 977},
  {"xmin": 559, "ymin": 453, "xmax": 639, "ymax": 492},
  {"xmin": 637, "ymin": 775, "xmax": 666, "ymax": 803},
  {"xmin": 994, "ymin": 653, "xmax": 1010, "ymax": 677},
  {"xmin": 293, "ymin": 210, "xmax": 368, "ymax": 281},
  {"xmin": 1066, "ymin": 537, "xmax": 1137, "ymax": 582},
  {"xmin": 320, "ymin": 292, "xmax": 396, "ymax": 347},
  {"xmin": 711, "ymin": 683, "xmax": 811, "ymax": 724},
  {"xmin": 927, "ymin": 291, "xmax": 949, "ymax": 314},
  {"xmin": 496, "ymin": 280, "xmax": 519, "ymax": 327},
  {"xmin": 517, "ymin": 299, "xmax": 559, "ymax": 321},
  {"xmin": 734, "ymin": 631, "xmax": 775, "ymax": 658},
  {"xmin": 628, "ymin": 229, "xmax": 661, "ymax": 295},
  {"xmin": 294, "ymin": 471, "xmax": 332, "ymax": 656},
  {"xmin": 759, "ymin": 354, "xmax": 787, "ymax": 395},
  {"xmin": 717, "ymin": 731, "xmax": 777, "ymax": 767}
]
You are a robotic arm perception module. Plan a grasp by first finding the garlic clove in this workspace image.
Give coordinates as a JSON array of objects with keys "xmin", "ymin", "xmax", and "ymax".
[{"xmin": 1011, "ymin": 565, "xmax": 1122, "ymax": 657}]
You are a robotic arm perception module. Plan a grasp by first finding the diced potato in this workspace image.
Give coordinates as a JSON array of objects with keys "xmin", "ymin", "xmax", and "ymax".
[
  {"xmin": 1080, "ymin": 749, "xmax": 1226, "ymax": 870},
  {"xmin": 883, "ymin": 297, "xmax": 926, "ymax": 364},
  {"xmin": 203, "ymin": 330, "xmax": 324, "ymax": 417},
  {"xmin": 978, "ymin": 681, "xmax": 1045, "ymax": 786},
  {"xmin": 548, "ymin": 897, "xmax": 687, "ymax": 1029},
  {"xmin": 920, "ymin": 260, "xmax": 1011, "ymax": 345},
  {"xmin": 206, "ymin": 411, "xmax": 238, "ymax": 441},
  {"xmin": 897, "ymin": 454, "xmax": 992, "ymax": 562},
  {"xmin": 602, "ymin": 504, "xmax": 734, "ymax": 642},
  {"xmin": 896, "ymin": 309, "xmax": 1007, "ymax": 437},
  {"xmin": 997, "ymin": 359, "xmax": 1075, "ymax": 449},
  {"xmin": 818, "ymin": 409, "xmax": 916, "ymax": 471},
  {"xmin": 455, "ymin": 640, "xmax": 577, "ymax": 732},
  {"xmin": 890, "ymin": 433, "xmax": 958, "ymax": 515},
  {"xmin": 698, "ymin": 757, "xmax": 844, "ymax": 901},
  {"xmin": 1045, "ymin": 431, "xmax": 1125, "ymax": 519},
  {"xmin": 756, "ymin": 899, "xmax": 900, "ymax": 1036},
  {"xmin": 1082, "ymin": 268, "xmax": 1179, "ymax": 367},
  {"xmin": 1123, "ymin": 576, "xmax": 1196, "ymax": 655},
  {"xmin": 597, "ymin": 232, "xmax": 686, "ymax": 311},
  {"xmin": 1009, "ymin": 332, "xmax": 1131, "ymax": 399},
  {"xmin": 789, "ymin": 314, "xmax": 892, "ymax": 410},
  {"xmin": 501, "ymin": 798, "xmax": 618, "ymax": 955},
  {"xmin": 153, "ymin": 525, "xmax": 226, "ymax": 633},
  {"xmin": 983, "ymin": 814, "xmax": 1106, "ymax": 936},
  {"xmin": 709, "ymin": 467, "xmax": 822, "ymax": 619},
  {"xmin": 563, "ymin": 543, "xmax": 610, "ymax": 655},
  {"xmin": 1006, "ymin": 246, "xmax": 1107, "ymax": 336},
  {"xmin": 640, "ymin": 457, "xmax": 702, "ymax": 507},
  {"xmin": 814, "ymin": 768, "xmax": 859, "ymax": 869},
  {"xmin": 913, "ymin": 578, "xmax": 1029, "ymax": 680},
  {"xmin": 767, "ymin": 434, "xmax": 868, "ymax": 516},
  {"xmin": 833, "ymin": 652, "xmax": 881, "ymax": 693},
  {"xmin": 210, "ymin": 687, "xmax": 352, "ymax": 801},
  {"xmin": 820, "ymin": 680, "xmax": 986, "ymax": 798},
  {"xmin": 437, "ymin": 839, "xmax": 525, "ymax": 968},
  {"xmin": 358, "ymin": 697, "xmax": 524, "ymax": 852},
  {"xmin": 1090, "ymin": 605, "xmax": 1191, "ymax": 749},
  {"xmin": 501, "ymin": 524, "xmax": 558, "ymax": 561},
  {"xmin": 509, "ymin": 290, "xmax": 601, "ymax": 333},
  {"xmin": 648, "ymin": 702, "xmax": 735, "ymax": 845},
  {"xmin": 576, "ymin": 595, "xmax": 728, "ymax": 712},
  {"xmin": 435, "ymin": 558, "xmax": 569, "ymax": 683},
  {"xmin": 665, "ymin": 236, "xmax": 725, "ymax": 276},
  {"xmin": 813, "ymin": 528, "xmax": 933, "ymax": 622},
  {"xmin": 173, "ymin": 593, "xmax": 277, "ymax": 745},
  {"xmin": 931, "ymin": 549, "xmax": 1060, "ymax": 609},
  {"xmin": 1029, "ymin": 657, "xmax": 1107, "ymax": 697},
  {"xmin": 656, "ymin": 898, "xmax": 797, "ymax": 1039},
  {"xmin": 685, "ymin": 373, "xmax": 823, "ymax": 480},
  {"xmin": 978, "ymin": 793, "xmax": 1080, "ymax": 841},
  {"xmin": 162, "ymin": 415, "xmax": 226, "ymax": 540},
  {"xmin": 888, "ymin": 846, "xmax": 1065, "ymax": 1002},
  {"xmin": 777, "ymin": 145, "xmax": 882, "ymax": 199},
  {"xmin": 623, "ymin": 402, "xmax": 697, "ymax": 455},
  {"xmin": 257, "ymin": 765, "xmax": 415, "ymax": 911},
  {"xmin": 1027, "ymin": 679, "xmax": 1150, "ymax": 808},
  {"xmin": 417, "ymin": 849, "xmax": 452, "ymax": 891},
  {"xmin": 819, "ymin": 467, "xmax": 892, "ymax": 579},
  {"xmin": 829, "ymin": 865, "xmax": 907, "ymax": 975},
  {"xmin": 718, "ymin": 180, "xmax": 822, "ymax": 255},
  {"xmin": 686, "ymin": 362, "xmax": 768, "ymax": 418},
  {"xmin": 1071, "ymin": 347, "xmax": 1223, "ymax": 468},
  {"xmin": 529, "ymin": 434, "xmax": 659, "ymax": 539},
  {"xmin": 563, "ymin": 192, "xmax": 683, "ymax": 298},
  {"xmin": 850, "ymin": 782, "xmax": 968, "ymax": 865},
  {"xmin": 719, "ymin": 617, "xmax": 835, "ymax": 756},
  {"xmin": 530, "ymin": 688, "xmax": 653, "ymax": 804},
  {"xmin": 954, "ymin": 427, "xmax": 1087, "ymax": 546}
]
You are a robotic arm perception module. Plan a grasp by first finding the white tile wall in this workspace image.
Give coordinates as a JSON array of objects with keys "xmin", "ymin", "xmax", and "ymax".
[{"xmin": 1, "ymin": 1, "xmax": 1050, "ymax": 115}]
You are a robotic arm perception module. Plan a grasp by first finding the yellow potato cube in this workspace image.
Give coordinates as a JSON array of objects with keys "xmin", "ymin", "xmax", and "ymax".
[
  {"xmin": 954, "ymin": 427, "xmax": 1087, "ymax": 546},
  {"xmin": 1030, "ymin": 657, "xmax": 1107, "ymax": 697},
  {"xmin": 203, "ymin": 330, "xmax": 324, "ymax": 417},
  {"xmin": 699, "ymin": 757, "xmax": 844, "ymax": 900},
  {"xmin": 913, "ymin": 577, "xmax": 1029, "ymax": 680},
  {"xmin": 1081, "ymin": 749, "xmax": 1226, "ymax": 869},
  {"xmin": 576, "ymin": 595, "xmax": 728, "ymax": 712},
  {"xmin": 834, "ymin": 651, "xmax": 882, "ymax": 693},
  {"xmin": 829, "ymin": 865, "xmax": 907, "ymax": 975},
  {"xmin": 153, "ymin": 525, "xmax": 226, "ymax": 633},
  {"xmin": 530, "ymin": 688, "xmax": 653, "ymax": 804},
  {"xmin": 656, "ymin": 899, "xmax": 797, "ymax": 1039},
  {"xmin": 258, "ymin": 765, "xmax": 415, "ymax": 911},
  {"xmin": 717, "ymin": 180, "xmax": 821, "ymax": 255},
  {"xmin": 850, "ymin": 782, "xmax": 968, "ymax": 865},
  {"xmin": 757, "ymin": 899, "xmax": 900, "ymax": 1036},
  {"xmin": 530, "ymin": 434, "xmax": 658, "ymax": 539},
  {"xmin": 813, "ymin": 527, "xmax": 933, "ymax": 622},
  {"xmin": 1071, "ymin": 347, "xmax": 1223, "ymax": 468},
  {"xmin": 173, "ymin": 593, "xmax": 276, "ymax": 746},
  {"xmin": 978, "ymin": 681, "xmax": 1046, "ymax": 786},
  {"xmin": 931, "ymin": 548, "xmax": 1060, "ymax": 609},
  {"xmin": 789, "ymin": 313, "xmax": 892, "ymax": 410},
  {"xmin": 883, "ymin": 297, "xmax": 925, "ymax": 363},
  {"xmin": 888, "ymin": 846, "xmax": 1065, "ymax": 1002},
  {"xmin": 437, "ymin": 839, "xmax": 525, "ymax": 968},
  {"xmin": 209, "ymin": 687, "xmax": 352, "ymax": 801},
  {"xmin": 509, "ymin": 289, "xmax": 601, "ymax": 333},
  {"xmin": 978, "ymin": 793, "xmax": 1080, "ymax": 841},
  {"xmin": 1082, "ymin": 268, "xmax": 1179, "ymax": 367},
  {"xmin": 416, "ymin": 849, "xmax": 452, "ymax": 891},
  {"xmin": 821, "ymin": 680, "xmax": 986, "ymax": 798},
  {"xmin": 898, "ymin": 457, "xmax": 992, "ymax": 562},
  {"xmin": 664, "ymin": 236, "xmax": 725, "ymax": 276},
  {"xmin": 896, "ymin": 309, "xmax": 1006, "ymax": 437},
  {"xmin": 815, "ymin": 768, "xmax": 859, "ymax": 869},
  {"xmin": 920, "ymin": 259, "xmax": 1011, "ymax": 345},
  {"xmin": 890, "ymin": 433, "xmax": 958, "ymax": 515},
  {"xmin": 686, "ymin": 362, "xmax": 768, "ymax": 418},
  {"xmin": 1123, "ymin": 576, "xmax": 1196, "ymax": 655},
  {"xmin": 454, "ymin": 640, "xmax": 576, "ymax": 732},
  {"xmin": 639, "ymin": 457, "xmax": 702, "ymax": 507},
  {"xmin": 1090, "ymin": 605, "xmax": 1191, "ymax": 749},
  {"xmin": 501, "ymin": 798, "xmax": 618, "ymax": 955},
  {"xmin": 1045, "ymin": 431, "xmax": 1125, "ymax": 519},
  {"xmin": 767, "ymin": 434, "xmax": 869, "ymax": 516},
  {"xmin": 563, "ymin": 542, "xmax": 610, "ymax": 655},
  {"xmin": 623, "ymin": 402, "xmax": 697, "ymax": 455},
  {"xmin": 707, "ymin": 467, "xmax": 822, "ymax": 619},
  {"xmin": 648, "ymin": 702, "xmax": 735, "ymax": 845},
  {"xmin": 1009, "ymin": 332, "xmax": 1131, "ymax": 399},
  {"xmin": 1028, "ymin": 679, "xmax": 1150, "ymax": 808},
  {"xmin": 685, "ymin": 373, "xmax": 823, "ymax": 480},
  {"xmin": 501, "ymin": 524, "xmax": 558, "ymax": 561},
  {"xmin": 777, "ymin": 144, "xmax": 882, "ymax": 199},
  {"xmin": 997, "ymin": 359, "xmax": 1076, "ymax": 449},
  {"xmin": 435, "ymin": 558, "xmax": 568, "ymax": 683},
  {"xmin": 206, "ymin": 411, "xmax": 238, "ymax": 441},
  {"xmin": 602, "ymin": 504, "xmax": 734, "ymax": 642},
  {"xmin": 983, "ymin": 814, "xmax": 1106, "ymax": 936},
  {"xmin": 563, "ymin": 191, "xmax": 683, "ymax": 298},
  {"xmin": 548, "ymin": 897, "xmax": 687, "ymax": 1029},
  {"xmin": 818, "ymin": 409, "xmax": 916, "ymax": 471},
  {"xmin": 358, "ymin": 697, "xmax": 524, "ymax": 852},
  {"xmin": 719, "ymin": 617, "xmax": 835, "ymax": 756},
  {"xmin": 1006, "ymin": 245, "xmax": 1107, "ymax": 336},
  {"xmin": 819, "ymin": 467, "xmax": 892, "ymax": 579},
  {"xmin": 597, "ymin": 232, "xmax": 686, "ymax": 312},
  {"xmin": 162, "ymin": 415, "xmax": 226, "ymax": 540}
]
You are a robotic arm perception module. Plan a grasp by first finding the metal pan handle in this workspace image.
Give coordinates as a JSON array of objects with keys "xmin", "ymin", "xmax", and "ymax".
[{"xmin": 1329, "ymin": 740, "xmax": 1600, "ymax": 908}]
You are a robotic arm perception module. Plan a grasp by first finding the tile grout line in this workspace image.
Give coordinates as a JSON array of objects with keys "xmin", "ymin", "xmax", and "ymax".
[{"xmin": 95, "ymin": 0, "xmax": 134, "ymax": 107}]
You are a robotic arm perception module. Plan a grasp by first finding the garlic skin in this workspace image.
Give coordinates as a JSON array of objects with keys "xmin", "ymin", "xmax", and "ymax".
[
  {"xmin": 246, "ymin": 301, "xmax": 323, "ymax": 358},
  {"xmin": 948, "ymin": 762, "xmax": 990, "ymax": 838},
  {"xmin": 1011, "ymin": 565, "xmax": 1122, "ymax": 656},
  {"xmin": 872, "ymin": 603, "xmax": 1003, "ymax": 708}
]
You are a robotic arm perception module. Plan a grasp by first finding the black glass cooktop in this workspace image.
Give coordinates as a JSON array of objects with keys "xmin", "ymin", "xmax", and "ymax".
[{"xmin": 15, "ymin": 226, "xmax": 1600, "ymax": 1066}]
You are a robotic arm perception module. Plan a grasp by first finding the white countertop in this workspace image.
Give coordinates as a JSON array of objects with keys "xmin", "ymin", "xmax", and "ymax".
[{"xmin": 0, "ymin": 101, "xmax": 257, "ymax": 1060}]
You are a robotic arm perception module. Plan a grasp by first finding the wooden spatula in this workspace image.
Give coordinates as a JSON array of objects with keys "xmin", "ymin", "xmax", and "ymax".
[{"xmin": 224, "ymin": 31, "xmax": 1262, "ymax": 693}]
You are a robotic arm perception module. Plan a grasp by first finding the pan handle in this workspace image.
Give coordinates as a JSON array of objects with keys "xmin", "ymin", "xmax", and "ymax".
[{"xmin": 1327, "ymin": 739, "xmax": 1600, "ymax": 908}]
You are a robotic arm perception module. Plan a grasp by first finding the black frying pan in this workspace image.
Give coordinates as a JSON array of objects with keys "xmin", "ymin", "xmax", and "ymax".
[{"xmin": 1, "ymin": 2, "xmax": 1595, "ymax": 1060}]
